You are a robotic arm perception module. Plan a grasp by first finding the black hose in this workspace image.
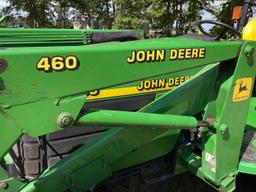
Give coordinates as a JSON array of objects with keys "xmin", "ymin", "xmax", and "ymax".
[{"xmin": 89, "ymin": 31, "xmax": 142, "ymax": 44}]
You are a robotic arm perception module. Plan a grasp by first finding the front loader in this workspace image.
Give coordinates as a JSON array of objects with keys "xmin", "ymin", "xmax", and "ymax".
[{"xmin": 1, "ymin": 1, "xmax": 256, "ymax": 192}]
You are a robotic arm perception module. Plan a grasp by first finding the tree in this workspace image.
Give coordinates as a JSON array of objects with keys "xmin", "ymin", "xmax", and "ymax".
[
  {"xmin": 7, "ymin": 0, "xmax": 55, "ymax": 28},
  {"xmin": 4, "ymin": 0, "xmax": 214, "ymax": 32},
  {"xmin": 150, "ymin": 0, "xmax": 214, "ymax": 36},
  {"xmin": 97, "ymin": 0, "xmax": 115, "ymax": 29},
  {"xmin": 214, "ymin": 0, "xmax": 244, "ymax": 25},
  {"xmin": 70, "ymin": 0, "xmax": 114, "ymax": 29},
  {"xmin": 113, "ymin": 0, "xmax": 213, "ymax": 36},
  {"xmin": 182, "ymin": 0, "xmax": 214, "ymax": 35},
  {"xmin": 113, "ymin": 0, "xmax": 151, "ymax": 29},
  {"xmin": 54, "ymin": 0, "xmax": 72, "ymax": 28}
]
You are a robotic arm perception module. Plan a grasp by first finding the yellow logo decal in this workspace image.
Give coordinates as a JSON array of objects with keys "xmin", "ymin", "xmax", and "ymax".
[
  {"xmin": 233, "ymin": 78, "xmax": 252, "ymax": 102},
  {"xmin": 87, "ymin": 76, "xmax": 192, "ymax": 101},
  {"xmin": 126, "ymin": 48, "xmax": 206, "ymax": 64}
]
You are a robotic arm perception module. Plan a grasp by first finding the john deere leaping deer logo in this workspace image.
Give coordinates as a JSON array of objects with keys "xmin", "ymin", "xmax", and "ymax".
[
  {"xmin": 237, "ymin": 81, "xmax": 249, "ymax": 95},
  {"xmin": 233, "ymin": 78, "xmax": 252, "ymax": 102}
]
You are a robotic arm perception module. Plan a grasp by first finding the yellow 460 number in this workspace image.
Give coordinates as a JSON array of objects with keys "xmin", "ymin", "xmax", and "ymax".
[{"xmin": 37, "ymin": 56, "xmax": 80, "ymax": 72}]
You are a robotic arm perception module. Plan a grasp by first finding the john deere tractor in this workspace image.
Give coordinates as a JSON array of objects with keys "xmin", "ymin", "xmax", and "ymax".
[{"xmin": 0, "ymin": 0, "xmax": 256, "ymax": 192}]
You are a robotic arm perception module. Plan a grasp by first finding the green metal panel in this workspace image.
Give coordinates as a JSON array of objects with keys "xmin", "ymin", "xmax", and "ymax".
[
  {"xmin": 246, "ymin": 98, "xmax": 256, "ymax": 130},
  {"xmin": 0, "ymin": 38, "xmax": 241, "ymax": 107},
  {"xmin": 0, "ymin": 38, "xmax": 241, "ymax": 157},
  {"xmin": 239, "ymin": 161, "xmax": 256, "ymax": 174},
  {"xmin": 19, "ymin": 63, "xmax": 221, "ymax": 192},
  {"xmin": 0, "ymin": 28, "xmax": 251, "ymax": 192},
  {"xmin": 0, "ymin": 28, "xmax": 122, "ymax": 46},
  {"xmin": 201, "ymin": 42, "xmax": 256, "ymax": 187},
  {"xmin": 86, "ymin": 70, "xmax": 197, "ymax": 102},
  {"xmin": 0, "ymin": 166, "xmax": 23, "ymax": 191}
]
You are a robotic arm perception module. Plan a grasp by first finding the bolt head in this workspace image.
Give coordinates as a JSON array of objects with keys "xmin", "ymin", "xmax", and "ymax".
[
  {"xmin": 61, "ymin": 117, "xmax": 72, "ymax": 126},
  {"xmin": 57, "ymin": 113, "xmax": 74, "ymax": 128},
  {"xmin": 219, "ymin": 124, "xmax": 229, "ymax": 140},
  {"xmin": 0, "ymin": 182, "xmax": 8, "ymax": 189},
  {"xmin": 0, "ymin": 60, "xmax": 8, "ymax": 74}
]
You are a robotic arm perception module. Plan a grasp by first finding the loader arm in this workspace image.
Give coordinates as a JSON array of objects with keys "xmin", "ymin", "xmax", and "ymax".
[{"xmin": 0, "ymin": 33, "xmax": 254, "ymax": 192}]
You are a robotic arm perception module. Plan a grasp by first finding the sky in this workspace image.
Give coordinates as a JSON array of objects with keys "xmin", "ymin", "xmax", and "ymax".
[{"xmin": 0, "ymin": 0, "xmax": 7, "ymax": 9}]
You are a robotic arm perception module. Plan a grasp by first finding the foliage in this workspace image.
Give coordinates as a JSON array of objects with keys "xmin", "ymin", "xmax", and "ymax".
[
  {"xmin": 1, "ymin": 0, "xmax": 243, "ymax": 37},
  {"xmin": 7, "ymin": 0, "xmax": 55, "ymax": 28},
  {"xmin": 113, "ymin": 0, "xmax": 213, "ymax": 36},
  {"xmin": 70, "ymin": 0, "xmax": 114, "ymax": 29},
  {"xmin": 215, "ymin": 0, "xmax": 244, "ymax": 25},
  {"xmin": 113, "ymin": 0, "xmax": 151, "ymax": 29},
  {"xmin": 54, "ymin": 0, "xmax": 72, "ymax": 28},
  {"xmin": 207, "ymin": 0, "xmax": 245, "ymax": 38}
]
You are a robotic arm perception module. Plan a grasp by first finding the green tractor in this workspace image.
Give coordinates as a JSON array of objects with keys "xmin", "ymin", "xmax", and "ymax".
[{"xmin": 0, "ymin": 1, "xmax": 256, "ymax": 192}]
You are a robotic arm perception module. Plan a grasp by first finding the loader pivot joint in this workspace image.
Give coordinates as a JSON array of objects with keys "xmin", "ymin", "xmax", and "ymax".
[
  {"xmin": 244, "ymin": 45, "xmax": 255, "ymax": 66},
  {"xmin": 57, "ymin": 113, "xmax": 74, "ymax": 128}
]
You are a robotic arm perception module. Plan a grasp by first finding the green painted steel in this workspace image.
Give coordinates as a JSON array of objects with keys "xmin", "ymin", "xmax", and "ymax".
[
  {"xmin": 0, "ymin": 28, "xmax": 121, "ymax": 46},
  {"xmin": 239, "ymin": 161, "xmax": 256, "ymax": 175},
  {"xmin": 246, "ymin": 98, "xmax": 256, "ymax": 130},
  {"xmin": 0, "ymin": 38, "xmax": 240, "ymax": 107},
  {"xmin": 78, "ymin": 110, "xmax": 198, "ymax": 129},
  {"xmin": 202, "ymin": 42, "xmax": 256, "ymax": 187},
  {"xmin": 19, "ymin": 63, "xmax": 221, "ymax": 192},
  {"xmin": 0, "ymin": 25, "xmax": 255, "ymax": 192}
]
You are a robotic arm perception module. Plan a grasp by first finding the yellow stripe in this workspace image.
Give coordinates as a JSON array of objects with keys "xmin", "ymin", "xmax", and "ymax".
[{"xmin": 86, "ymin": 86, "xmax": 175, "ymax": 101}]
